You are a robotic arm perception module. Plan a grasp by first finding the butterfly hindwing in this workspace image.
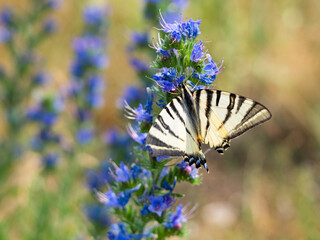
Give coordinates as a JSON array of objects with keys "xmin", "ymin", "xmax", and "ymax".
[
  {"xmin": 194, "ymin": 89, "xmax": 272, "ymax": 152},
  {"xmin": 145, "ymin": 96, "xmax": 187, "ymax": 157}
]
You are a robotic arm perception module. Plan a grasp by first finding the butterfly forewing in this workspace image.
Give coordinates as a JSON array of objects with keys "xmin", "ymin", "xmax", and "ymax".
[{"xmin": 145, "ymin": 97, "xmax": 187, "ymax": 156}]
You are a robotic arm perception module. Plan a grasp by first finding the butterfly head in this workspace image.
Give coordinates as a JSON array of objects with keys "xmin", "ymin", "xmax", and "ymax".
[{"xmin": 184, "ymin": 151, "xmax": 208, "ymax": 172}]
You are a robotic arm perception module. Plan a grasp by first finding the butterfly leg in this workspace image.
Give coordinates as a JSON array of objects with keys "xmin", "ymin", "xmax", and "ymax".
[{"xmin": 188, "ymin": 157, "xmax": 196, "ymax": 166}]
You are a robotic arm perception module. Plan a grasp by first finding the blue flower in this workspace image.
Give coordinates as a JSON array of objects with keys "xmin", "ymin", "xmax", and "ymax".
[
  {"xmin": 76, "ymin": 127, "xmax": 94, "ymax": 144},
  {"xmin": 203, "ymin": 54, "xmax": 223, "ymax": 76},
  {"xmin": 141, "ymin": 204, "xmax": 149, "ymax": 216},
  {"xmin": 164, "ymin": 204, "xmax": 186, "ymax": 229},
  {"xmin": 148, "ymin": 194, "xmax": 174, "ymax": 216},
  {"xmin": 161, "ymin": 178, "xmax": 177, "ymax": 192},
  {"xmin": 177, "ymin": 160, "xmax": 199, "ymax": 179},
  {"xmin": 127, "ymin": 124, "xmax": 147, "ymax": 146},
  {"xmin": 42, "ymin": 153, "xmax": 59, "ymax": 168},
  {"xmin": 152, "ymin": 67, "xmax": 185, "ymax": 92},
  {"xmin": 108, "ymin": 223, "xmax": 130, "ymax": 240},
  {"xmin": 193, "ymin": 72, "xmax": 216, "ymax": 85},
  {"xmin": 124, "ymin": 103, "xmax": 153, "ymax": 124},
  {"xmin": 108, "ymin": 222, "xmax": 155, "ymax": 240},
  {"xmin": 99, "ymin": 184, "xmax": 141, "ymax": 208},
  {"xmin": 190, "ymin": 41, "xmax": 204, "ymax": 62},
  {"xmin": 115, "ymin": 162, "xmax": 131, "ymax": 182},
  {"xmin": 130, "ymin": 165, "xmax": 141, "ymax": 180},
  {"xmin": 187, "ymin": 81, "xmax": 205, "ymax": 91},
  {"xmin": 159, "ymin": 17, "xmax": 201, "ymax": 42}
]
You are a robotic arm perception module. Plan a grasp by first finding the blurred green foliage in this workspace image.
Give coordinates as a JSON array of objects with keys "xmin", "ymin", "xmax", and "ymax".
[{"xmin": 0, "ymin": 0, "xmax": 319, "ymax": 239}]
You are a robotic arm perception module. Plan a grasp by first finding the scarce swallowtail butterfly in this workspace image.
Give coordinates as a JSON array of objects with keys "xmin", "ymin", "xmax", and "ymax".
[{"xmin": 145, "ymin": 84, "xmax": 272, "ymax": 172}]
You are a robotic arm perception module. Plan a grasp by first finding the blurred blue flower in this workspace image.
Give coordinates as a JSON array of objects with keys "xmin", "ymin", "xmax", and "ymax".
[
  {"xmin": 118, "ymin": 85, "xmax": 144, "ymax": 107},
  {"xmin": 160, "ymin": 167, "xmax": 169, "ymax": 179},
  {"xmin": 143, "ymin": 0, "xmax": 162, "ymax": 3},
  {"xmin": 190, "ymin": 40, "xmax": 204, "ymax": 62},
  {"xmin": 103, "ymin": 127, "xmax": 131, "ymax": 146},
  {"xmin": 163, "ymin": 11, "xmax": 181, "ymax": 24},
  {"xmin": 76, "ymin": 109, "xmax": 92, "ymax": 122},
  {"xmin": 87, "ymin": 92, "xmax": 104, "ymax": 108},
  {"xmin": 164, "ymin": 204, "xmax": 186, "ymax": 229},
  {"xmin": 171, "ymin": 0, "xmax": 188, "ymax": 8},
  {"xmin": 88, "ymin": 75, "xmax": 104, "ymax": 92},
  {"xmin": 83, "ymin": 204, "xmax": 111, "ymax": 227},
  {"xmin": 115, "ymin": 162, "xmax": 131, "ymax": 182},
  {"xmin": 86, "ymin": 169, "xmax": 102, "ymax": 190},
  {"xmin": 83, "ymin": 4, "xmax": 108, "ymax": 26},
  {"xmin": 71, "ymin": 35, "xmax": 108, "ymax": 77},
  {"xmin": 148, "ymin": 194, "xmax": 174, "ymax": 216},
  {"xmin": 0, "ymin": 7, "xmax": 13, "ymax": 26},
  {"xmin": 0, "ymin": 26, "xmax": 11, "ymax": 43},
  {"xmin": 46, "ymin": 0, "xmax": 62, "ymax": 9},
  {"xmin": 76, "ymin": 127, "xmax": 94, "ymax": 144},
  {"xmin": 42, "ymin": 19, "xmax": 57, "ymax": 34},
  {"xmin": 130, "ymin": 57, "xmax": 149, "ymax": 72},
  {"xmin": 131, "ymin": 31, "xmax": 148, "ymax": 46},
  {"xmin": 27, "ymin": 96, "xmax": 64, "ymax": 126},
  {"xmin": 32, "ymin": 72, "xmax": 51, "ymax": 85},
  {"xmin": 152, "ymin": 67, "xmax": 185, "ymax": 92},
  {"xmin": 42, "ymin": 152, "xmax": 59, "ymax": 168}
]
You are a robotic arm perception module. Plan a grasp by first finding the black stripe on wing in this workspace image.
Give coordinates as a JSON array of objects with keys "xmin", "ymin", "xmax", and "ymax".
[{"xmin": 229, "ymin": 101, "xmax": 272, "ymax": 139}]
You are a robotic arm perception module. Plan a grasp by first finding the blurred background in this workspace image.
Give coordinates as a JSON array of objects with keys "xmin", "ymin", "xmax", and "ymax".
[{"xmin": 0, "ymin": 0, "xmax": 319, "ymax": 239}]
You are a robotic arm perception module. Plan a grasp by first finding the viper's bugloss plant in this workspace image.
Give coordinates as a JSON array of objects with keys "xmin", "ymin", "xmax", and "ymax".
[
  {"xmin": 0, "ymin": 1, "xmax": 60, "ymax": 163},
  {"xmin": 69, "ymin": 3, "xmax": 109, "ymax": 145},
  {"xmin": 94, "ymin": 15, "xmax": 223, "ymax": 239},
  {"xmin": 27, "ymin": 92, "xmax": 64, "ymax": 168}
]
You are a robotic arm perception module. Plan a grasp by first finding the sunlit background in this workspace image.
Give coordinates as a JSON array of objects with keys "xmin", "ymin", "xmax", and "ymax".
[{"xmin": 0, "ymin": 0, "xmax": 319, "ymax": 239}]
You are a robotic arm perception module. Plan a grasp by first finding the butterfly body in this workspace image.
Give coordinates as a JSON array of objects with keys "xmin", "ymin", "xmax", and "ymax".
[{"xmin": 146, "ymin": 84, "xmax": 271, "ymax": 172}]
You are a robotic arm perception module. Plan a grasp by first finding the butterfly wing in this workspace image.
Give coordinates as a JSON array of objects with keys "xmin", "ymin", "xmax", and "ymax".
[
  {"xmin": 145, "ymin": 96, "xmax": 187, "ymax": 157},
  {"xmin": 194, "ymin": 89, "xmax": 272, "ymax": 153},
  {"xmin": 146, "ymin": 85, "xmax": 202, "ymax": 159}
]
